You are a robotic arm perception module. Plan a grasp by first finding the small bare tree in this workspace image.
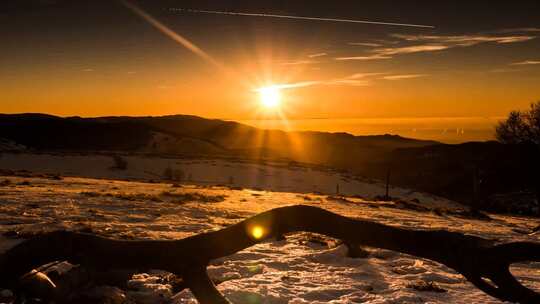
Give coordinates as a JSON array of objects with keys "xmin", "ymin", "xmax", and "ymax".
[
  {"xmin": 163, "ymin": 166, "xmax": 185, "ymax": 182},
  {"xmin": 110, "ymin": 155, "xmax": 128, "ymax": 171},
  {"xmin": 496, "ymin": 101, "xmax": 540, "ymax": 145}
]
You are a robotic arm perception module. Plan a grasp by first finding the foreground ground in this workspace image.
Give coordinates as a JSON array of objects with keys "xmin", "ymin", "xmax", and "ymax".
[{"xmin": 0, "ymin": 175, "xmax": 539, "ymax": 303}]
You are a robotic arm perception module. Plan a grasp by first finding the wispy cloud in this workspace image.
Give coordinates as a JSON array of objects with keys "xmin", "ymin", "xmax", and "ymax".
[
  {"xmin": 281, "ymin": 60, "xmax": 319, "ymax": 66},
  {"xmin": 381, "ymin": 74, "xmax": 427, "ymax": 80},
  {"xmin": 257, "ymin": 81, "xmax": 323, "ymax": 91},
  {"xmin": 335, "ymin": 54, "xmax": 391, "ymax": 61},
  {"xmin": 274, "ymin": 71, "xmax": 419, "ymax": 89},
  {"xmin": 392, "ymin": 34, "xmax": 535, "ymax": 45},
  {"xmin": 348, "ymin": 72, "xmax": 388, "ymax": 79},
  {"xmin": 489, "ymin": 68, "xmax": 523, "ymax": 73},
  {"xmin": 82, "ymin": 68, "xmax": 94, "ymax": 72},
  {"xmin": 326, "ymin": 79, "xmax": 371, "ymax": 86},
  {"xmin": 510, "ymin": 60, "xmax": 540, "ymax": 66},
  {"xmin": 348, "ymin": 42, "xmax": 382, "ymax": 47},
  {"xmin": 375, "ymin": 44, "xmax": 449, "ymax": 56},
  {"xmin": 265, "ymin": 78, "xmax": 369, "ymax": 89},
  {"xmin": 308, "ymin": 52, "xmax": 327, "ymax": 58},
  {"xmin": 325, "ymin": 72, "xmax": 392, "ymax": 86},
  {"xmin": 336, "ymin": 31, "xmax": 536, "ymax": 61},
  {"xmin": 497, "ymin": 28, "xmax": 540, "ymax": 33}
]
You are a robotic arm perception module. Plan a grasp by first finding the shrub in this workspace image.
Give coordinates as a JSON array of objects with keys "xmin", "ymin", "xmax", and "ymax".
[
  {"xmin": 163, "ymin": 166, "xmax": 184, "ymax": 181},
  {"xmin": 110, "ymin": 155, "xmax": 128, "ymax": 170}
]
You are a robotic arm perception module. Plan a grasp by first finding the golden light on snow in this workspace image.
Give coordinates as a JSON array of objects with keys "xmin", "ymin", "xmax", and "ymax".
[
  {"xmin": 250, "ymin": 225, "xmax": 265, "ymax": 240},
  {"xmin": 257, "ymin": 86, "xmax": 281, "ymax": 109}
]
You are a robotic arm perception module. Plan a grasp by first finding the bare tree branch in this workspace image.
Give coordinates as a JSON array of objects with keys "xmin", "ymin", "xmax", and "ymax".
[{"xmin": 1, "ymin": 205, "xmax": 539, "ymax": 303}]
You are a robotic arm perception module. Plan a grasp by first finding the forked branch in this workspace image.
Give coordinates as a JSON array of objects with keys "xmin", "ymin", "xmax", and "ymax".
[{"xmin": 1, "ymin": 205, "xmax": 540, "ymax": 303}]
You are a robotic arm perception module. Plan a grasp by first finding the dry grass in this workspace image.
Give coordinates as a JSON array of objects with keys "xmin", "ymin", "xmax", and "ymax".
[
  {"xmin": 80, "ymin": 191, "xmax": 163, "ymax": 202},
  {"xmin": 79, "ymin": 190, "xmax": 226, "ymax": 203},
  {"xmin": 160, "ymin": 191, "xmax": 226, "ymax": 203}
]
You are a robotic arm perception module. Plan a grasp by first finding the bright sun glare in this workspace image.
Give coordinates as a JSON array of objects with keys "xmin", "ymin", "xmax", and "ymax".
[
  {"xmin": 251, "ymin": 226, "xmax": 265, "ymax": 240},
  {"xmin": 258, "ymin": 86, "xmax": 281, "ymax": 109}
]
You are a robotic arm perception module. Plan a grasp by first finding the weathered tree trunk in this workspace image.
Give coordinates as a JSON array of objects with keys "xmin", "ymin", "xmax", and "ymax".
[{"xmin": 1, "ymin": 205, "xmax": 540, "ymax": 303}]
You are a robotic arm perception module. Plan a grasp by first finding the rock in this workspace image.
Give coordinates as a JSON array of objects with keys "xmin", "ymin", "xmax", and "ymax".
[
  {"xmin": 18, "ymin": 261, "xmax": 90, "ymax": 302},
  {"xmin": 19, "ymin": 269, "xmax": 57, "ymax": 300},
  {"xmin": 0, "ymin": 289, "xmax": 14, "ymax": 303},
  {"xmin": 406, "ymin": 280, "xmax": 447, "ymax": 293}
]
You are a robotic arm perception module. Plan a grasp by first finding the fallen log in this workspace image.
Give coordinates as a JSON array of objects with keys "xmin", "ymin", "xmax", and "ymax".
[{"xmin": 1, "ymin": 205, "xmax": 540, "ymax": 303}]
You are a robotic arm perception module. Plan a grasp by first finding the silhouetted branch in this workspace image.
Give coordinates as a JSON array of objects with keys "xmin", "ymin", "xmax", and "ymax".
[{"xmin": 1, "ymin": 205, "xmax": 540, "ymax": 303}]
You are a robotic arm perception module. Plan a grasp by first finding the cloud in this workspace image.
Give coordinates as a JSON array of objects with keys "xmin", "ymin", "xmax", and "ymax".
[
  {"xmin": 278, "ymin": 81, "xmax": 323, "ymax": 89},
  {"xmin": 272, "ymin": 71, "xmax": 424, "ymax": 89},
  {"xmin": 392, "ymin": 34, "xmax": 535, "ymax": 46},
  {"xmin": 489, "ymin": 68, "xmax": 523, "ymax": 73},
  {"xmin": 335, "ymin": 54, "xmax": 391, "ymax": 61},
  {"xmin": 268, "ymin": 74, "xmax": 375, "ymax": 90},
  {"xmin": 281, "ymin": 60, "xmax": 319, "ymax": 66},
  {"xmin": 316, "ymin": 72, "xmax": 391, "ymax": 86},
  {"xmin": 308, "ymin": 52, "xmax": 327, "ymax": 58},
  {"xmin": 497, "ymin": 28, "xmax": 540, "ymax": 33},
  {"xmin": 257, "ymin": 81, "xmax": 323, "ymax": 91},
  {"xmin": 381, "ymin": 74, "xmax": 427, "ymax": 80},
  {"xmin": 348, "ymin": 72, "xmax": 388, "ymax": 79},
  {"xmin": 82, "ymin": 68, "xmax": 94, "ymax": 72},
  {"xmin": 375, "ymin": 44, "xmax": 449, "ymax": 56},
  {"xmin": 326, "ymin": 79, "xmax": 371, "ymax": 86},
  {"xmin": 337, "ymin": 31, "xmax": 536, "ymax": 61},
  {"xmin": 348, "ymin": 42, "xmax": 383, "ymax": 47},
  {"xmin": 326, "ymin": 72, "xmax": 393, "ymax": 86},
  {"xmin": 510, "ymin": 60, "xmax": 540, "ymax": 66},
  {"xmin": 270, "ymin": 78, "xmax": 370, "ymax": 89}
]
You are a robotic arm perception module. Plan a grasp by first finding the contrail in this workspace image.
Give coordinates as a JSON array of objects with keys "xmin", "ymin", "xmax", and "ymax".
[
  {"xmin": 121, "ymin": 1, "xmax": 225, "ymax": 71},
  {"xmin": 171, "ymin": 8, "xmax": 435, "ymax": 29}
]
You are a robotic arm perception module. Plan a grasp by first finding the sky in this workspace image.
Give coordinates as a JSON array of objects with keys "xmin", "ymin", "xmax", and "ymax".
[{"xmin": 1, "ymin": 0, "xmax": 540, "ymax": 142}]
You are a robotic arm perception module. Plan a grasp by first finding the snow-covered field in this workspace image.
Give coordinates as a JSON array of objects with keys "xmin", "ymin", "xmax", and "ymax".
[
  {"xmin": 0, "ymin": 152, "xmax": 458, "ymax": 206},
  {"xmin": 1, "ymin": 174, "xmax": 540, "ymax": 303}
]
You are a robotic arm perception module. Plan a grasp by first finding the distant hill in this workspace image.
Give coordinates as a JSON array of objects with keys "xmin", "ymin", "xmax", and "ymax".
[{"xmin": 0, "ymin": 113, "xmax": 437, "ymax": 164}]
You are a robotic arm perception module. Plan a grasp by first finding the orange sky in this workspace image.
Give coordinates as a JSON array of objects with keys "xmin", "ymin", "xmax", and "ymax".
[{"xmin": 1, "ymin": 1, "xmax": 539, "ymax": 142}]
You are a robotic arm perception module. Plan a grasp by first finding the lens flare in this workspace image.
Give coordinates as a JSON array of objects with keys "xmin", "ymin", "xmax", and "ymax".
[{"xmin": 251, "ymin": 226, "xmax": 265, "ymax": 240}]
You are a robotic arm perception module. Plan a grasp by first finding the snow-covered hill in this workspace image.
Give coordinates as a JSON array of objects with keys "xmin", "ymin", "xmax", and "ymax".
[{"xmin": 0, "ymin": 152, "xmax": 459, "ymax": 207}]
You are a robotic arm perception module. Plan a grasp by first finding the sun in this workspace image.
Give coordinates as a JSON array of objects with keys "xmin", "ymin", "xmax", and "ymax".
[{"xmin": 258, "ymin": 86, "xmax": 281, "ymax": 109}]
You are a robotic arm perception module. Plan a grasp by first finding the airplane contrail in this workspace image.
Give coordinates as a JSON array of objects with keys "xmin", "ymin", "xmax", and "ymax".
[
  {"xmin": 170, "ymin": 8, "xmax": 435, "ymax": 29},
  {"xmin": 121, "ymin": 1, "xmax": 226, "ymax": 71}
]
